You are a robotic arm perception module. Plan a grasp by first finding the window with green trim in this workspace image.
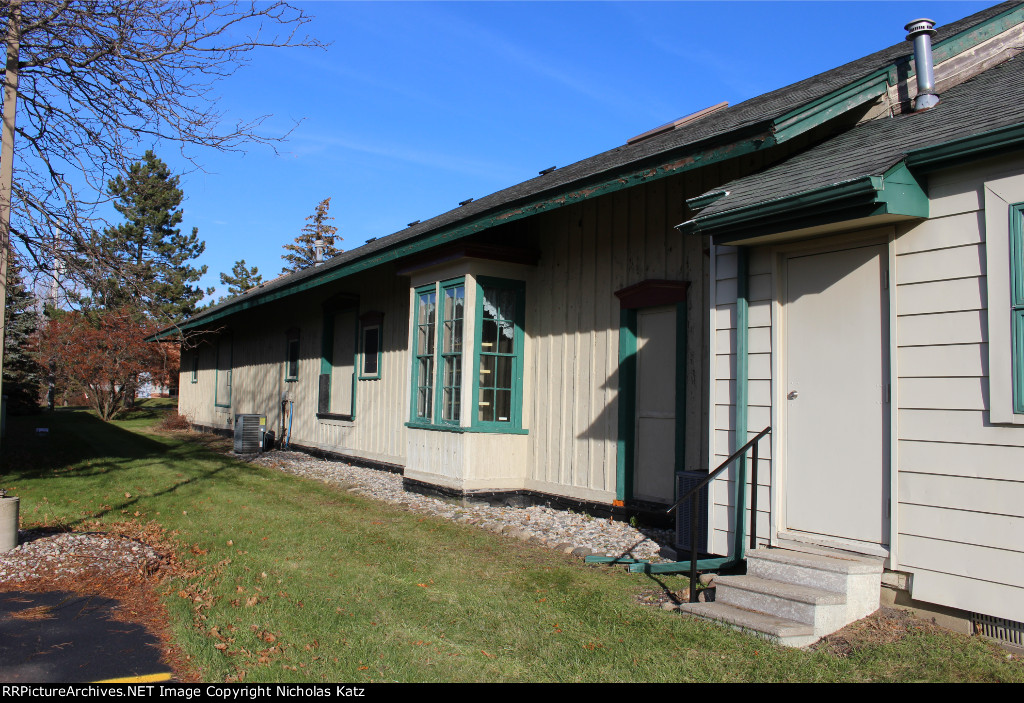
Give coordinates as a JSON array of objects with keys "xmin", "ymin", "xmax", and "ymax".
[
  {"xmin": 412, "ymin": 284, "xmax": 438, "ymax": 422},
  {"xmin": 1011, "ymin": 203, "xmax": 1024, "ymax": 413},
  {"xmin": 410, "ymin": 279, "xmax": 465, "ymax": 425},
  {"xmin": 190, "ymin": 352, "xmax": 198, "ymax": 384},
  {"xmin": 473, "ymin": 278, "xmax": 524, "ymax": 429},
  {"xmin": 408, "ymin": 276, "xmax": 524, "ymax": 432}
]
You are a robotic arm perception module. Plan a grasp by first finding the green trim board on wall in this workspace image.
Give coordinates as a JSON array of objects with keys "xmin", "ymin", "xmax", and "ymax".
[
  {"xmin": 614, "ymin": 293, "xmax": 688, "ymax": 504},
  {"xmin": 471, "ymin": 277, "xmax": 526, "ymax": 432},
  {"xmin": 1010, "ymin": 202, "xmax": 1024, "ymax": 415},
  {"xmin": 319, "ymin": 296, "xmax": 359, "ymax": 421}
]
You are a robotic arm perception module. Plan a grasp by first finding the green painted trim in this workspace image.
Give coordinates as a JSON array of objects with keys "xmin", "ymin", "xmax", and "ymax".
[
  {"xmin": 733, "ymin": 248, "xmax": 749, "ymax": 562},
  {"xmin": 436, "ymin": 278, "xmax": 466, "ymax": 426},
  {"xmin": 583, "ymin": 556, "xmax": 646, "ymax": 564},
  {"xmin": 931, "ymin": 3, "xmax": 1024, "ymax": 66},
  {"xmin": 772, "ymin": 68, "xmax": 892, "ymax": 143},
  {"xmin": 320, "ymin": 301, "xmax": 359, "ymax": 420},
  {"xmin": 906, "ymin": 121, "xmax": 1024, "ymax": 173},
  {"xmin": 471, "ymin": 277, "xmax": 526, "ymax": 431},
  {"xmin": 616, "ymin": 308, "xmax": 637, "ymax": 502},
  {"xmin": 674, "ymin": 300, "xmax": 687, "ymax": 476},
  {"xmin": 879, "ymin": 161, "xmax": 929, "ymax": 218},
  {"xmin": 627, "ymin": 557, "xmax": 734, "ymax": 574},
  {"xmin": 410, "ymin": 283, "xmax": 436, "ymax": 423},
  {"xmin": 1011, "ymin": 203, "xmax": 1024, "ymax": 415},
  {"xmin": 687, "ymin": 190, "xmax": 729, "ymax": 212},
  {"xmin": 190, "ymin": 353, "xmax": 198, "ymax": 384},
  {"xmin": 404, "ymin": 421, "xmax": 529, "ymax": 435}
]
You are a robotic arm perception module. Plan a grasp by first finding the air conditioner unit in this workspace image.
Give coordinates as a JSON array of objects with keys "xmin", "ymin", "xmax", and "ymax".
[
  {"xmin": 234, "ymin": 414, "xmax": 266, "ymax": 454},
  {"xmin": 675, "ymin": 471, "xmax": 710, "ymax": 556}
]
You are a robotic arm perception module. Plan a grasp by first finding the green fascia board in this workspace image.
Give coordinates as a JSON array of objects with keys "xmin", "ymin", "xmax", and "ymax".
[
  {"xmin": 772, "ymin": 68, "xmax": 893, "ymax": 143},
  {"xmin": 930, "ymin": 3, "xmax": 1024, "ymax": 68},
  {"xmin": 905, "ymin": 121, "xmax": 1024, "ymax": 173}
]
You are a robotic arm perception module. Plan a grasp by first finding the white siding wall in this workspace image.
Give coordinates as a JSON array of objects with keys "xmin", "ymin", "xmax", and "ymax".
[
  {"xmin": 893, "ymin": 154, "xmax": 1024, "ymax": 622},
  {"xmin": 709, "ymin": 246, "xmax": 773, "ymax": 556},
  {"xmin": 705, "ymin": 153, "xmax": 1024, "ymax": 622}
]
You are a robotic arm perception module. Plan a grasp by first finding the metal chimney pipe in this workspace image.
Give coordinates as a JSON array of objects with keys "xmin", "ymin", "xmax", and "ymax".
[
  {"xmin": 314, "ymin": 238, "xmax": 325, "ymax": 266},
  {"xmin": 905, "ymin": 18, "xmax": 940, "ymax": 111}
]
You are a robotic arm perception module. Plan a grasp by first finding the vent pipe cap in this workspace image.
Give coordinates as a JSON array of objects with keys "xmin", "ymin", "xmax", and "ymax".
[{"xmin": 904, "ymin": 18, "xmax": 937, "ymax": 40}]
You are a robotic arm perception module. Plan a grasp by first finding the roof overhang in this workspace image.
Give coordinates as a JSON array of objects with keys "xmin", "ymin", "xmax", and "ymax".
[{"xmin": 677, "ymin": 161, "xmax": 928, "ymax": 245}]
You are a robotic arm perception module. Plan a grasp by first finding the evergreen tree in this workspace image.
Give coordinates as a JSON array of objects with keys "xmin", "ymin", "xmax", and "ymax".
[
  {"xmin": 282, "ymin": 197, "xmax": 342, "ymax": 273},
  {"xmin": 84, "ymin": 151, "xmax": 212, "ymax": 324},
  {"xmin": 219, "ymin": 259, "xmax": 264, "ymax": 299},
  {"xmin": 3, "ymin": 266, "xmax": 43, "ymax": 415}
]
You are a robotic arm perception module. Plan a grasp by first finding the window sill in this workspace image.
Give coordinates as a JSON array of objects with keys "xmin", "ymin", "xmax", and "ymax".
[
  {"xmin": 317, "ymin": 412, "xmax": 354, "ymax": 423},
  {"xmin": 285, "ymin": 378, "xmax": 298, "ymax": 383},
  {"xmin": 404, "ymin": 422, "xmax": 528, "ymax": 435}
]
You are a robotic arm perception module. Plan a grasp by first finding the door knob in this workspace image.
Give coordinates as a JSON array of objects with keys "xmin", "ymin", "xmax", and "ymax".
[{"xmin": 787, "ymin": 391, "xmax": 799, "ymax": 399}]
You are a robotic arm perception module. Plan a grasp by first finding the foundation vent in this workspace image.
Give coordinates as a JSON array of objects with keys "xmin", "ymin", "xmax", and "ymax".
[{"xmin": 971, "ymin": 612, "xmax": 1024, "ymax": 651}]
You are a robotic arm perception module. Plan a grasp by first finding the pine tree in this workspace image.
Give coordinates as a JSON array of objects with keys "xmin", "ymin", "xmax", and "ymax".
[
  {"xmin": 3, "ymin": 266, "xmax": 43, "ymax": 415},
  {"xmin": 281, "ymin": 197, "xmax": 342, "ymax": 273},
  {"xmin": 219, "ymin": 259, "xmax": 264, "ymax": 299},
  {"xmin": 83, "ymin": 151, "xmax": 212, "ymax": 324}
]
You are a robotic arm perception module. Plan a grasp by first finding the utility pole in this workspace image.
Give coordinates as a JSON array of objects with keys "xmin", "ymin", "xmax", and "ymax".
[{"xmin": 0, "ymin": 2, "xmax": 21, "ymax": 435}]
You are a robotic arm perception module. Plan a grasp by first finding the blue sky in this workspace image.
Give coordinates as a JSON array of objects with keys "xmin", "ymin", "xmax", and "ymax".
[{"xmin": 154, "ymin": 1, "xmax": 999, "ymax": 301}]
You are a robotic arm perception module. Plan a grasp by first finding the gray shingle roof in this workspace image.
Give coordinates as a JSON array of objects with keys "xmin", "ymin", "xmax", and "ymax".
[
  {"xmin": 177, "ymin": 1, "xmax": 1018, "ymax": 330},
  {"xmin": 691, "ymin": 51, "xmax": 1024, "ymax": 220}
]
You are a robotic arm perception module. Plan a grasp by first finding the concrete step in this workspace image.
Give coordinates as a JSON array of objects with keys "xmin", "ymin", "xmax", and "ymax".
[
  {"xmin": 714, "ymin": 574, "xmax": 847, "ymax": 636},
  {"xmin": 680, "ymin": 602, "xmax": 818, "ymax": 648},
  {"xmin": 746, "ymin": 548, "xmax": 883, "ymax": 622}
]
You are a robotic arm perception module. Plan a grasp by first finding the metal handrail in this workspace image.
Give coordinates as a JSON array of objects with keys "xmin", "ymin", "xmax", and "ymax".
[{"xmin": 665, "ymin": 425, "xmax": 771, "ymax": 604}]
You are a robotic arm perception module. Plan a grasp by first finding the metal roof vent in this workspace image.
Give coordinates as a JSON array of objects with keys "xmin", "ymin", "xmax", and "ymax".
[
  {"xmin": 313, "ymin": 238, "xmax": 325, "ymax": 265},
  {"xmin": 905, "ymin": 18, "xmax": 940, "ymax": 111}
]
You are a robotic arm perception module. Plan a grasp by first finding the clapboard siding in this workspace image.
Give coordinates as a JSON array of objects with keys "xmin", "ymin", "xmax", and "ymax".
[
  {"xmin": 895, "ymin": 243, "xmax": 985, "ymax": 284},
  {"xmin": 900, "ymin": 503, "xmax": 1024, "ymax": 553},
  {"xmin": 897, "ymin": 343, "xmax": 988, "ymax": 377},
  {"xmin": 892, "ymin": 156, "xmax": 1024, "ymax": 621}
]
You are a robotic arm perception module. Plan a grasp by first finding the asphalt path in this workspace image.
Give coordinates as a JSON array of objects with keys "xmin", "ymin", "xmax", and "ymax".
[{"xmin": 0, "ymin": 590, "xmax": 171, "ymax": 683}]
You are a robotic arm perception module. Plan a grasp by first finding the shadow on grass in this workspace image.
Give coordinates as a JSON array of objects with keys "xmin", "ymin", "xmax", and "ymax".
[{"xmin": 1, "ymin": 408, "xmax": 243, "ymax": 529}]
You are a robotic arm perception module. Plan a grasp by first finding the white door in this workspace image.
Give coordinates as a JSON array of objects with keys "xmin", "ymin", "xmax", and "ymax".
[
  {"xmin": 634, "ymin": 306, "xmax": 676, "ymax": 503},
  {"xmin": 785, "ymin": 244, "xmax": 890, "ymax": 546}
]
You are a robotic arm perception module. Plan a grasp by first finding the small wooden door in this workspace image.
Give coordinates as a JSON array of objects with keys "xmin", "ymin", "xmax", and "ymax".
[
  {"xmin": 784, "ymin": 244, "xmax": 890, "ymax": 546},
  {"xmin": 634, "ymin": 306, "xmax": 677, "ymax": 503}
]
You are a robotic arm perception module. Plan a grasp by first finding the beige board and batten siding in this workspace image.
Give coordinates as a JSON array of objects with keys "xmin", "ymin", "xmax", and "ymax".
[
  {"xmin": 525, "ymin": 174, "xmax": 712, "ymax": 505},
  {"xmin": 894, "ymin": 152, "xmax": 1024, "ymax": 623},
  {"xmin": 178, "ymin": 265, "xmax": 411, "ymax": 467},
  {"xmin": 709, "ymin": 245, "xmax": 773, "ymax": 556}
]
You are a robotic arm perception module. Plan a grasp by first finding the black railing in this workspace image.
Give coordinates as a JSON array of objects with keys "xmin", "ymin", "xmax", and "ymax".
[{"xmin": 665, "ymin": 425, "xmax": 771, "ymax": 604}]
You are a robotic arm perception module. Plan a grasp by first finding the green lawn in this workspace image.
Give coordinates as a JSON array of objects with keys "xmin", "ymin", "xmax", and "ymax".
[{"xmin": 2, "ymin": 404, "xmax": 1020, "ymax": 683}]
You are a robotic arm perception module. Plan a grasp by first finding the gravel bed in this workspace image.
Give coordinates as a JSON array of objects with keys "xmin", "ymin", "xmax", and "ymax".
[
  {"xmin": 0, "ymin": 531, "xmax": 162, "ymax": 583},
  {"xmin": 252, "ymin": 450, "xmax": 673, "ymax": 562}
]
